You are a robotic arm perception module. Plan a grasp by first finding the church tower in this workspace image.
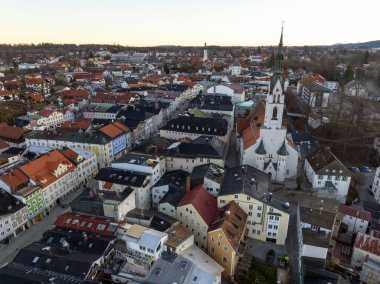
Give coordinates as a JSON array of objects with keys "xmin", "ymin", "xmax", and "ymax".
[
  {"xmin": 264, "ymin": 25, "xmax": 285, "ymax": 129},
  {"xmin": 203, "ymin": 42, "xmax": 208, "ymax": 62}
]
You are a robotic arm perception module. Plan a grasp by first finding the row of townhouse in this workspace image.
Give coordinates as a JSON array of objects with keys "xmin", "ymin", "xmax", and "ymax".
[
  {"xmin": 24, "ymin": 122, "xmax": 132, "ymax": 167},
  {"xmin": 0, "ymin": 148, "xmax": 97, "ymax": 224},
  {"xmin": 16, "ymin": 108, "xmax": 75, "ymax": 131},
  {"xmin": 0, "ymin": 189, "xmax": 29, "ymax": 245}
]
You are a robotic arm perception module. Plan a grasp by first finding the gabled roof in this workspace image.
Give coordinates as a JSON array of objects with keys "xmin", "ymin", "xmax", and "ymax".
[
  {"xmin": 237, "ymin": 100, "xmax": 265, "ymax": 134},
  {"xmin": 54, "ymin": 212, "xmax": 118, "ymax": 236},
  {"xmin": 338, "ymin": 204, "xmax": 371, "ymax": 222},
  {"xmin": 306, "ymin": 148, "xmax": 351, "ymax": 177},
  {"xmin": 354, "ymin": 232, "xmax": 380, "ymax": 256},
  {"xmin": 62, "ymin": 118, "xmax": 92, "ymax": 130},
  {"xmin": 177, "ymin": 185, "xmax": 218, "ymax": 227},
  {"xmin": 0, "ymin": 125, "xmax": 30, "ymax": 141},
  {"xmin": 209, "ymin": 201, "xmax": 247, "ymax": 251},
  {"xmin": 20, "ymin": 150, "xmax": 76, "ymax": 188},
  {"xmin": 0, "ymin": 169, "xmax": 29, "ymax": 189}
]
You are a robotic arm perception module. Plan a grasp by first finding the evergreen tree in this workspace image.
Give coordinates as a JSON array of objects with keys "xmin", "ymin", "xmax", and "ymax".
[
  {"xmin": 343, "ymin": 64, "xmax": 354, "ymax": 84},
  {"xmin": 364, "ymin": 50, "xmax": 370, "ymax": 64}
]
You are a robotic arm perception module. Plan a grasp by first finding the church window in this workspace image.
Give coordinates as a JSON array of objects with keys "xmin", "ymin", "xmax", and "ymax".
[{"xmin": 272, "ymin": 107, "xmax": 278, "ymax": 119}]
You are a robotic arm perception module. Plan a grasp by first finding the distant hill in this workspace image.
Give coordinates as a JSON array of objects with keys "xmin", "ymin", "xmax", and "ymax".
[{"xmin": 330, "ymin": 40, "xmax": 380, "ymax": 49}]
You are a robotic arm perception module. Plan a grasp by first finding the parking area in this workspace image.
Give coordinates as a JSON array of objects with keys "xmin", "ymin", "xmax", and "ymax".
[{"xmin": 245, "ymin": 237, "xmax": 286, "ymax": 267}]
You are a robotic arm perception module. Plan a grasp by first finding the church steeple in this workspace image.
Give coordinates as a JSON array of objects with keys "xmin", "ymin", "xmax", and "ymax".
[
  {"xmin": 203, "ymin": 42, "xmax": 208, "ymax": 62},
  {"xmin": 265, "ymin": 24, "xmax": 286, "ymax": 129},
  {"xmin": 274, "ymin": 23, "xmax": 284, "ymax": 72}
]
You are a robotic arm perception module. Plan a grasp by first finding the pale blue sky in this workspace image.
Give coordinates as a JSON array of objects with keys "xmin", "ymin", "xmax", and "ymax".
[{"xmin": 1, "ymin": 0, "xmax": 379, "ymax": 46}]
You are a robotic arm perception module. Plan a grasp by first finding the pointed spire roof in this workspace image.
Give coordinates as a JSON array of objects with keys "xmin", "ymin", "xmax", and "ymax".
[
  {"xmin": 277, "ymin": 140, "xmax": 289, "ymax": 156},
  {"xmin": 255, "ymin": 139, "xmax": 266, "ymax": 155},
  {"xmin": 232, "ymin": 59, "xmax": 241, "ymax": 67},
  {"xmin": 279, "ymin": 24, "xmax": 284, "ymax": 49}
]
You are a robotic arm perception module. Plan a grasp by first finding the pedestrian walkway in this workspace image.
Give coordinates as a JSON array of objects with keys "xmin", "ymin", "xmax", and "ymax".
[
  {"xmin": 226, "ymin": 129, "xmax": 239, "ymax": 168},
  {"xmin": 0, "ymin": 186, "xmax": 86, "ymax": 267}
]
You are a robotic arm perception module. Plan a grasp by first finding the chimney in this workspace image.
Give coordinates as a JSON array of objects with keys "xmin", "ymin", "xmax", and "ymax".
[{"xmin": 186, "ymin": 175, "xmax": 191, "ymax": 193}]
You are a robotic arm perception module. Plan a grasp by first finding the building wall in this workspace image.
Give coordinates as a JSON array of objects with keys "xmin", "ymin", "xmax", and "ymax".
[
  {"xmin": 158, "ymin": 202, "xmax": 176, "ymax": 218},
  {"xmin": 103, "ymin": 192, "xmax": 136, "ymax": 221},
  {"xmin": 202, "ymin": 178, "xmax": 221, "ymax": 197},
  {"xmin": 372, "ymin": 167, "xmax": 380, "ymax": 204},
  {"xmin": 305, "ymin": 159, "xmax": 351, "ymax": 201},
  {"xmin": 151, "ymin": 185, "xmax": 169, "ymax": 208},
  {"xmin": 217, "ymin": 193, "xmax": 289, "ymax": 245},
  {"xmin": 25, "ymin": 189, "xmax": 45, "ymax": 220},
  {"xmin": 166, "ymin": 156, "xmax": 224, "ymax": 173},
  {"xmin": 342, "ymin": 215, "xmax": 369, "ymax": 234},
  {"xmin": 360, "ymin": 260, "xmax": 380, "ymax": 284},
  {"xmin": 0, "ymin": 215, "xmax": 13, "ymax": 243},
  {"xmin": 160, "ymin": 129, "xmax": 228, "ymax": 144},
  {"xmin": 351, "ymin": 248, "xmax": 380, "ymax": 270},
  {"xmin": 176, "ymin": 204, "xmax": 209, "ymax": 250},
  {"xmin": 25, "ymin": 137, "xmax": 113, "ymax": 168},
  {"xmin": 10, "ymin": 206, "xmax": 29, "ymax": 234},
  {"xmin": 208, "ymin": 228, "xmax": 237, "ymax": 278},
  {"xmin": 164, "ymin": 234, "xmax": 194, "ymax": 255},
  {"xmin": 302, "ymin": 244, "xmax": 328, "ymax": 259}
]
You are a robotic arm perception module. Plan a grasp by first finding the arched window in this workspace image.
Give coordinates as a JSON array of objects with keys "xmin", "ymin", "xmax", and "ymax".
[
  {"xmin": 277, "ymin": 94, "xmax": 281, "ymax": 103},
  {"xmin": 272, "ymin": 107, "xmax": 278, "ymax": 119}
]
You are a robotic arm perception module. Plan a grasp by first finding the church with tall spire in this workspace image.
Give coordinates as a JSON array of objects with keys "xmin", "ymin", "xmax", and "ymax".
[{"xmin": 236, "ymin": 26, "xmax": 298, "ymax": 182}]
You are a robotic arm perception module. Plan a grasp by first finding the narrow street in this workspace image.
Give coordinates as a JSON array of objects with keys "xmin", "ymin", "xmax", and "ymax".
[
  {"xmin": 226, "ymin": 128, "xmax": 239, "ymax": 168},
  {"xmin": 285, "ymin": 204, "xmax": 301, "ymax": 284},
  {"xmin": 0, "ymin": 186, "xmax": 86, "ymax": 267}
]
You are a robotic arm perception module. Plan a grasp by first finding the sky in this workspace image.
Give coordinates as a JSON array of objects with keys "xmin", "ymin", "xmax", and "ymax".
[{"xmin": 1, "ymin": 0, "xmax": 379, "ymax": 46}]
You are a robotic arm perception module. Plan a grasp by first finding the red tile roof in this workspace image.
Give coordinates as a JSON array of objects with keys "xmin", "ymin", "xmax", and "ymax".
[
  {"xmin": 0, "ymin": 125, "xmax": 30, "ymax": 141},
  {"xmin": 26, "ymin": 78, "xmax": 44, "ymax": 85},
  {"xmin": 178, "ymin": 185, "xmax": 218, "ymax": 227},
  {"xmin": 99, "ymin": 122, "xmax": 130, "ymax": 139},
  {"xmin": 54, "ymin": 212, "xmax": 118, "ymax": 236},
  {"xmin": 20, "ymin": 150, "xmax": 76, "ymax": 188},
  {"xmin": 339, "ymin": 204, "xmax": 372, "ymax": 222},
  {"xmin": 0, "ymin": 138, "xmax": 9, "ymax": 150},
  {"xmin": 62, "ymin": 118, "xmax": 92, "ymax": 130},
  {"xmin": 61, "ymin": 148, "xmax": 80, "ymax": 162},
  {"xmin": 25, "ymin": 92, "xmax": 44, "ymax": 102},
  {"xmin": 60, "ymin": 89, "xmax": 90, "ymax": 99},
  {"xmin": 237, "ymin": 101, "xmax": 265, "ymax": 150},
  {"xmin": 209, "ymin": 201, "xmax": 247, "ymax": 250},
  {"xmin": 354, "ymin": 232, "xmax": 380, "ymax": 256},
  {"xmin": 0, "ymin": 169, "xmax": 29, "ymax": 189},
  {"xmin": 38, "ymin": 109, "xmax": 55, "ymax": 117},
  {"xmin": 0, "ymin": 90, "xmax": 12, "ymax": 97}
]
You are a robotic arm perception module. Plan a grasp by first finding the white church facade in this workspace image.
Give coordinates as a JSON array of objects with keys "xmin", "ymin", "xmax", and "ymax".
[{"xmin": 237, "ymin": 28, "xmax": 298, "ymax": 182}]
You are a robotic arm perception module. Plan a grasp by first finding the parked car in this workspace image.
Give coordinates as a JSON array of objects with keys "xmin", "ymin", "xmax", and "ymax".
[
  {"xmin": 350, "ymin": 167, "xmax": 360, "ymax": 173},
  {"xmin": 359, "ymin": 166, "xmax": 370, "ymax": 172},
  {"xmin": 266, "ymin": 249, "xmax": 275, "ymax": 263}
]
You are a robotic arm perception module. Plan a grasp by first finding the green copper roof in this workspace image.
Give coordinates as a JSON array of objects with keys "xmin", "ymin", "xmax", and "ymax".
[
  {"xmin": 255, "ymin": 139, "xmax": 266, "ymax": 155},
  {"xmin": 277, "ymin": 140, "xmax": 289, "ymax": 156}
]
